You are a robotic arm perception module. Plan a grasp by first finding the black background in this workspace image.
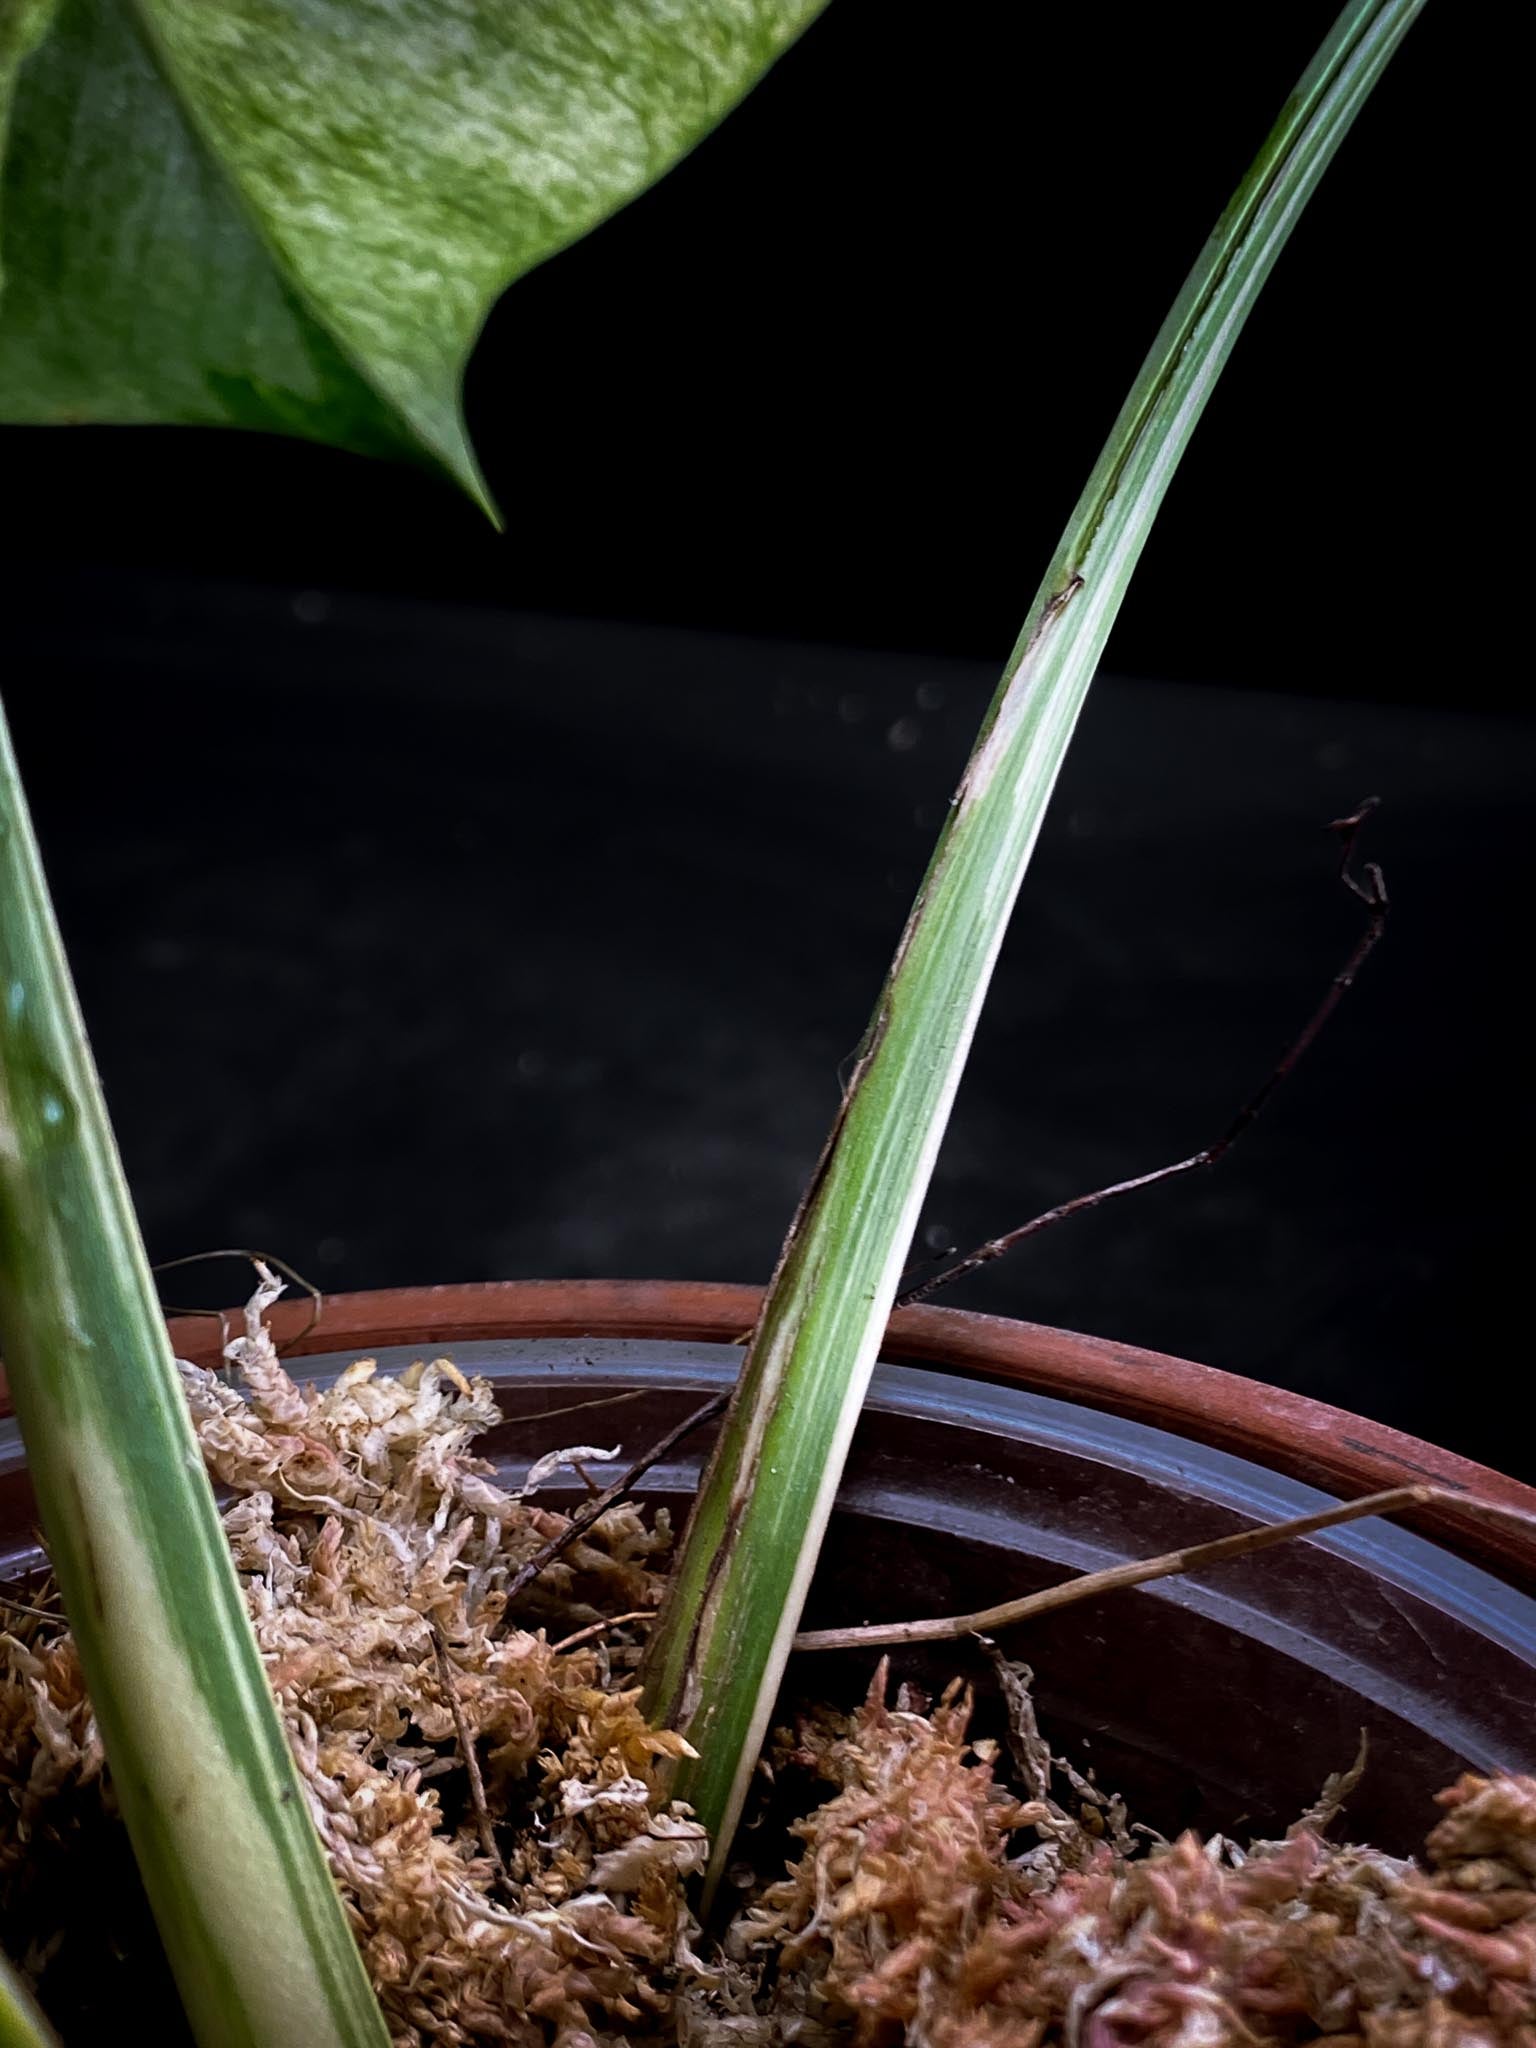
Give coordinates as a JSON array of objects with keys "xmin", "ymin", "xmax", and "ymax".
[{"xmin": 3, "ymin": 3, "xmax": 1526, "ymax": 1472}]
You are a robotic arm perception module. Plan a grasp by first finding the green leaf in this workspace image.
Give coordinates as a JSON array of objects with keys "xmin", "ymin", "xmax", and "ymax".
[
  {"xmin": 641, "ymin": 0, "xmax": 1427, "ymax": 1889},
  {"xmin": 0, "ymin": 0, "xmax": 824, "ymax": 508},
  {"xmin": 0, "ymin": 701, "xmax": 391, "ymax": 2047}
]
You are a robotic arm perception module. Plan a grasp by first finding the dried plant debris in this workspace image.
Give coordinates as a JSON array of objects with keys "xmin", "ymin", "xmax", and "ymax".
[
  {"xmin": 4, "ymin": 1269, "xmax": 698, "ymax": 2046},
  {"xmin": 718, "ymin": 1664, "xmax": 1536, "ymax": 2048},
  {"xmin": 2, "ymin": 1271, "xmax": 1534, "ymax": 2046}
]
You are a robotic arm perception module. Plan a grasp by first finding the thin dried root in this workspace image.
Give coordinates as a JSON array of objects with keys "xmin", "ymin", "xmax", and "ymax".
[
  {"xmin": 429, "ymin": 1619, "xmax": 506, "ymax": 1883},
  {"xmin": 550, "ymin": 1610, "xmax": 655, "ymax": 1654},
  {"xmin": 791, "ymin": 1483, "xmax": 1536, "ymax": 1651},
  {"xmin": 901, "ymin": 798, "xmax": 1389, "ymax": 1307}
]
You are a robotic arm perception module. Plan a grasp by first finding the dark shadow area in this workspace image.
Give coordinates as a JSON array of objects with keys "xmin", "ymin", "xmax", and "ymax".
[
  {"xmin": 6, "ymin": 575, "xmax": 1529, "ymax": 1474},
  {"xmin": 2, "ymin": 4, "xmax": 1521, "ymax": 1476}
]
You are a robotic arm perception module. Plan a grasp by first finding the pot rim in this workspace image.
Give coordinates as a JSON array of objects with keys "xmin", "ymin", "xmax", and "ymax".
[{"xmin": 135, "ymin": 1277, "xmax": 1535, "ymax": 1589}]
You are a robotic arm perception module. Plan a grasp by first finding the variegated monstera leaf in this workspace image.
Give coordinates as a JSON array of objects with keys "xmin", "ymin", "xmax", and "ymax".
[{"xmin": 0, "ymin": 0, "xmax": 824, "ymax": 511}]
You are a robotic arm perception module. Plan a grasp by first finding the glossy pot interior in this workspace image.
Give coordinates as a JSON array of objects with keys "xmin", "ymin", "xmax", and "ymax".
[{"xmin": 5, "ymin": 1326, "xmax": 1530, "ymax": 1856}]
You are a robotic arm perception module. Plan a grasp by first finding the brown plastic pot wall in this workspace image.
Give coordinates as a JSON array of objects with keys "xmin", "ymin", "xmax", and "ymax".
[
  {"xmin": 3, "ymin": 1281, "xmax": 1534, "ymax": 1857},
  {"xmin": 134, "ymin": 1279, "xmax": 1536, "ymax": 1587}
]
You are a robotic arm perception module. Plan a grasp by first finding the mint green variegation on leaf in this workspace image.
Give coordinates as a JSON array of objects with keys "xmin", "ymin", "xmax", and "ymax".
[{"xmin": 0, "ymin": 0, "xmax": 824, "ymax": 510}]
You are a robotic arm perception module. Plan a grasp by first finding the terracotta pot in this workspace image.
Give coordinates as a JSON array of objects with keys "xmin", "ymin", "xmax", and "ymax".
[
  {"xmin": 146, "ymin": 1279, "xmax": 1536, "ymax": 1585},
  {"xmin": 3, "ymin": 1280, "xmax": 1533, "ymax": 1855}
]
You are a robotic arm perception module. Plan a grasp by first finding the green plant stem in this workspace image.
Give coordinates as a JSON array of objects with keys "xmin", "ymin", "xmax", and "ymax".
[
  {"xmin": 641, "ymin": 0, "xmax": 1426, "ymax": 1893},
  {"xmin": 0, "ymin": 700, "xmax": 389, "ymax": 2048},
  {"xmin": 0, "ymin": 1950, "xmax": 58, "ymax": 2048}
]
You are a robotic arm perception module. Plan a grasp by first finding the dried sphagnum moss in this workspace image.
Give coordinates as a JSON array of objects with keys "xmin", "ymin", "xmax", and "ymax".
[
  {"xmin": 723, "ymin": 1668, "xmax": 1536, "ymax": 2048},
  {"xmin": 4, "ymin": 1270, "xmax": 705, "ymax": 2046},
  {"xmin": 3, "ymin": 1272, "xmax": 1534, "ymax": 2047}
]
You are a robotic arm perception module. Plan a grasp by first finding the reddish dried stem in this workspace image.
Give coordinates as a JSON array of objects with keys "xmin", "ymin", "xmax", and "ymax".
[{"xmin": 899, "ymin": 799, "xmax": 1389, "ymax": 1308}]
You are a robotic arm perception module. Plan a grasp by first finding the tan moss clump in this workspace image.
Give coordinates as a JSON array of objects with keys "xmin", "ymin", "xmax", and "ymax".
[
  {"xmin": 4, "ymin": 1270, "xmax": 704, "ymax": 2047},
  {"xmin": 724, "ymin": 1670, "xmax": 1535, "ymax": 2048}
]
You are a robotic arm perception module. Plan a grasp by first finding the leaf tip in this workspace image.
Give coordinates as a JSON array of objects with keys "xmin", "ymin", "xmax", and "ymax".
[{"xmin": 441, "ymin": 431, "xmax": 501, "ymax": 530}]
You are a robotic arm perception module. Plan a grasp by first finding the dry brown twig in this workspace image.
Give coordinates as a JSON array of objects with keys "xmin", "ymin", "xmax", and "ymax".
[
  {"xmin": 499, "ymin": 1388, "xmax": 651, "ymax": 1427},
  {"xmin": 0, "ymin": 1589, "xmax": 60, "ymax": 1624},
  {"xmin": 790, "ymin": 1483, "xmax": 1536, "ymax": 1652},
  {"xmin": 550, "ymin": 1610, "xmax": 656, "ymax": 1654},
  {"xmin": 900, "ymin": 798, "xmax": 1390, "ymax": 1307},
  {"xmin": 429, "ymin": 1617, "xmax": 507, "ymax": 1884},
  {"xmin": 499, "ymin": 1390, "xmax": 728, "ymax": 1615}
]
